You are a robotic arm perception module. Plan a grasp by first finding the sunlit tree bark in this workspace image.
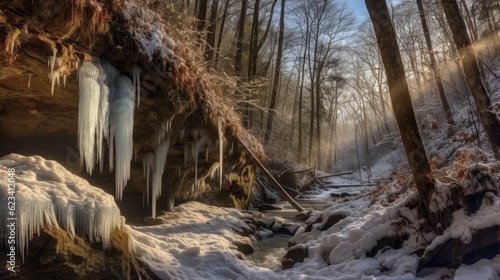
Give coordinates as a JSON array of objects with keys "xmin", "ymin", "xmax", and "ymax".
[
  {"xmin": 366, "ymin": 0, "xmax": 437, "ymax": 228},
  {"xmin": 441, "ymin": 0, "xmax": 500, "ymax": 159},
  {"xmin": 416, "ymin": 0, "xmax": 456, "ymax": 133}
]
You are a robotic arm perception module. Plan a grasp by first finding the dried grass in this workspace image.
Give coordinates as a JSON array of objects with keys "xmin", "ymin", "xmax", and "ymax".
[{"xmin": 71, "ymin": 0, "xmax": 112, "ymax": 44}]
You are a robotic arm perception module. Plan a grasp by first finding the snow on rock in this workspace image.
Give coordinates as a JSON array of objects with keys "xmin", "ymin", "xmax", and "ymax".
[
  {"xmin": 121, "ymin": 1, "xmax": 178, "ymax": 63},
  {"xmin": 429, "ymin": 148, "xmax": 500, "ymax": 213},
  {"xmin": 427, "ymin": 192, "xmax": 500, "ymax": 251},
  {"xmin": 454, "ymin": 256, "xmax": 500, "ymax": 280},
  {"xmin": 0, "ymin": 154, "xmax": 123, "ymax": 259},
  {"xmin": 127, "ymin": 201, "xmax": 280, "ymax": 280},
  {"xmin": 282, "ymin": 188, "xmax": 434, "ymax": 279}
]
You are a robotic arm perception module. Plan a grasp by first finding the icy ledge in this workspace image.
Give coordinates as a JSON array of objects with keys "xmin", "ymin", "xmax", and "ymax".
[{"xmin": 0, "ymin": 154, "xmax": 123, "ymax": 259}]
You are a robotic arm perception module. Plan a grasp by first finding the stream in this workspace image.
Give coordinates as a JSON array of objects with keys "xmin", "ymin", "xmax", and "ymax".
[{"xmin": 245, "ymin": 185, "xmax": 371, "ymax": 271}]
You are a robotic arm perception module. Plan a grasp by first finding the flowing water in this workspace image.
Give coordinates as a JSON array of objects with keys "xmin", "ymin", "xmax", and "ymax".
[
  {"xmin": 245, "ymin": 194, "xmax": 334, "ymax": 271},
  {"xmin": 246, "ymin": 185, "xmax": 371, "ymax": 271},
  {"xmin": 246, "ymin": 233, "xmax": 290, "ymax": 271}
]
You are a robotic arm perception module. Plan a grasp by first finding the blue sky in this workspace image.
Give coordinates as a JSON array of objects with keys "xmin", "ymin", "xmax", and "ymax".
[
  {"xmin": 348, "ymin": 0, "xmax": 404, "ymax": 20},
  {"xmin": 349, "ymin": 0, "xmax": 369, "ymax": 19}
]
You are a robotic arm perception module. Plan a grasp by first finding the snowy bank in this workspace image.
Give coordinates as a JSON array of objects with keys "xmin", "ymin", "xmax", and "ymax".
[
  {"xmin": 128, "ymin": 201, "xmax": 280, "ymax": 280},
  {"xmin": 0, "ymin": 153, "xmax": 123, "ymax": 259}
]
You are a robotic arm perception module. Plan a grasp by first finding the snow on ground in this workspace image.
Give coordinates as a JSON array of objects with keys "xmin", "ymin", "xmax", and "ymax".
[
  {"xmin": 127, "ymin": 202, "xmax": 280, "ymax": 280},
  {"xmin": 0, "ymin": 154, "xmax": 123, "ymax": 259},
  {"xmin": 2, "ymin": 153, "xmax": 500, "ymax": 279}
]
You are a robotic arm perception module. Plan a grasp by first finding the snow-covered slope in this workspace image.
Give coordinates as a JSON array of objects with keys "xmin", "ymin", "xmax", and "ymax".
[
  {"xmin": 127, "ymin": 201, "xmax": 280, "ymax": 280},
  {"xmin": 0, "ymin": 154, "xmax": 123, "ymax": 259}
]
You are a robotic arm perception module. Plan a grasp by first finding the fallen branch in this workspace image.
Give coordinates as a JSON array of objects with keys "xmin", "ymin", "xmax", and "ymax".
[
  {"xmin": 315, "ymin": 171, "xmax": 354, "ymax": 180},
  {"xmin": 314, "ymin": 178, "xmax": 330, "ymax": 191},
  {"xmin": 326, "ymin": 183, "xmax": 377, "ymax": 188},
  {"xmin": 278, "ymin": 167, "xmax": 315, "ymax": 178},
  {"xmin": 281, "ymin": 185, "xmax": 305, "ymax": 198},
  {"xmin": 239, "ymin": 139, "xmax": 305, "ymax": 212}
]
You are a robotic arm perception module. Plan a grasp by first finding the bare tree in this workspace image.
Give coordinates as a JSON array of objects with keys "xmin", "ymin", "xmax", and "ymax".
[
  {"xmin": 234, "ymin": 0, "xmax": 248, "ymax": 77},
  {"xmin": 441, "ymin": 0, "xmax": 500, "ymax": 159},
  {"xmin": 204, "ymin": 0, "xmax": 219, "ymax": 63},
  {"xmin": 416, "ymin": 0, "xmax": 456, "ymax": 133},
  {"xmin": 366, "ymin": 0, "xmax": 437, "ymax": 227},
  {"xmin": 264, "ymin": 0, "xmax": 286, "ymax": 144},
  {"xmin": 196, "ymin": 0, "xmax": 208, "ymax": 35}
]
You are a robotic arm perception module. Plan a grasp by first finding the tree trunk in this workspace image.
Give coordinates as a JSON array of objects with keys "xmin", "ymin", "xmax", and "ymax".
[
  {"xmin": 366, "ymin": 0, "xmax": 437, "ymax": 228},
  {"xmin": 248, "ymin": 0, "xmax": 260, "ymax": 78},
  {"xmin": 264, "ymin": 0, "xmax": 286, "ymax": 144},
  {"xmin": 315, "ymin": 60, "xmax": 323, "ymax": 167},
  {"xmin": 234, "ymin": 0, "xmax": 248, "ymax": 77},
  {"xmin": 204, "ymin": 0, "xmax": 218, "ymax": 63},
  {"xmin": 459, "ymin": 0, "xmax": 478, "ymax": 41},
  {"xmin": 441, "ymin": 0, "xmax": 500, "ymax": 159},
  {"xmin": 416, "ymin": 0, "xmax": 456, "ymax": 133},
  {"xmin": 196, "ymin": 0, "xmax": 208, "ymax": 38},
  {"xmin": 297, "ymin": 43, "xmax": 307, "ymax": 162},
  {"xmin": 214, "ymin": 0, "xmax": 230, "ymax": 70}
]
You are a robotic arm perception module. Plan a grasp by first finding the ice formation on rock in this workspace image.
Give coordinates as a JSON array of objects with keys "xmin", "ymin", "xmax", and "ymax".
[
  {"xmin": 78, "ymin": 61, "xmax": 101, "ymax": 175},
  {"xmin": 0, "ymin": 154, "xmax": 123, "ymax": 260},
  {"xmin": 151, "ymin": 138, "xmax": 171, "ymax": 218},
  {"xmin": 133, "ymin": 65, "xmax": 141, "ymax": 108},
  {"xmin": 157, "ymin": 118, "xmax": 172, "ymax": 145},
  {"xmin": 218, "ymin": 116, "xmax": 224, "ymax": 189},
  {"xmin": 110, "ymin": 76, "xmax": 135, "ymax": 200},
  {"xmin": 96, "ymin": 60, "xmax": 109, "ymax": 174},
  {"xmin": 77, "ymin": 58, "xmax": 135, "ymax": 200},
  {"xmin": 142, "ymin": 152, "xmax": 154, "ymax": 206},
  {"xmin": 48, "ymin": 48, "xmax": 57, "ymax": 95}
]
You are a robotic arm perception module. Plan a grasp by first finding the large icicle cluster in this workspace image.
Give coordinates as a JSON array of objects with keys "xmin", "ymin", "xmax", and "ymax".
[
  {"xmin": 141, "ymin": 119, "xmax": 174, "ymax": 218},
  {"xmin": 141, "ymin": 120, "xmax": 229, "ymax": 217},
  {"xmin": 0, "ymin": 154, "xmax": 123, "ymax": 259},
  {"xmin": 77, "ymin": 58, "xmax": 139, "ymax": 200}
]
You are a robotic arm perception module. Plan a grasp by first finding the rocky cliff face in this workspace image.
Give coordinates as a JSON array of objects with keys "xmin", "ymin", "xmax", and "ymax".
[{"xmin": 0, "ymin": 0, "xmax": 263, "ymax": 220}]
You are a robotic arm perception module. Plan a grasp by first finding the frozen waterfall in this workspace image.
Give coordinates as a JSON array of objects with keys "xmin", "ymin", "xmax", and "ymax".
[{"xmin": 77, "ymin": 58, "xmax": 136, "ymax": 200}]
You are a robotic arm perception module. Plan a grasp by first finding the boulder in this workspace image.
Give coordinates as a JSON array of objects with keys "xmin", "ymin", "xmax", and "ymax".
[
  {"xmin": 318, "ymin": 212, "xmax": 347, "ymax": 231},
  {"xmin": 288, "ymin": 229, "xmax": 322, "ymax": 247},
  {"xmin": 0, "ymin": 227, "xmax": 146, "ymax": 280},
  {"xmin": 258, "ymin": 204, "xmax": 283, "ymax": 211},
  {"xmin": 232, "ymin": 239, "xmax": 255, "ymax": 255},
  {"xmin": 282, "ymin": 244, "xmax": 308, "ymax": 269}
]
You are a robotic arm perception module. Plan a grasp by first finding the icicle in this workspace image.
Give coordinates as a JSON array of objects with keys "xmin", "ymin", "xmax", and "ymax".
[
  {"xmin": 133, "ymin": 65, "xmax": 141, "ymax": 108},
  {"xmin": 100, "ymin": 60, "xmax": 121, "ymax": 173},
  {"xmin": 0, "ymin": 154, "xmax": 122, "ymax": 260},
  {"xmin": 78, "ymin": 61, "xmax": 101, "ymax": 175},
  {"xmin": 50, "ymin": 48, "xmax": 57, "ymax": 76},
  {"xmin": 48, "ymin": 48, "xmax": 57, "ymax": 95},
  {"xmin": 142, "ymin": 152, "xmax": 154, "ymax": 207},
  {"xmin": 49, "ymin": 71, "xmax": 60, "ymax": 96},
  {"xmin": 156, "ymin": 118, "xmax": 173, "ymax": 145},
  {"xmin": 110, "ymin": 75, "xmax": 135, "ymax": 200},
  {"xmin": 91, "ymin": 59, "xmax": 110, "ymax": 174},
  {"xmin": 191, "ymin": 135, "xmax": 205, "ymax": 189},
  {"xmin": 184, "ymin": 143, "xmax": 189, "ymax": 166},
  {"xmin": 27, "ymin": 73, "xmax": 31, "ymax": 88},
  {"xmin": 179, "ymin": 128, "xmax": 185, "ymax": 142},
  {"xmin": 152, "ymin": 138, "xmax": 170, "ymax": 218},
  {"xmin": 218, "ymin": 116, "xmax": 224, "ymax": 189}
]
